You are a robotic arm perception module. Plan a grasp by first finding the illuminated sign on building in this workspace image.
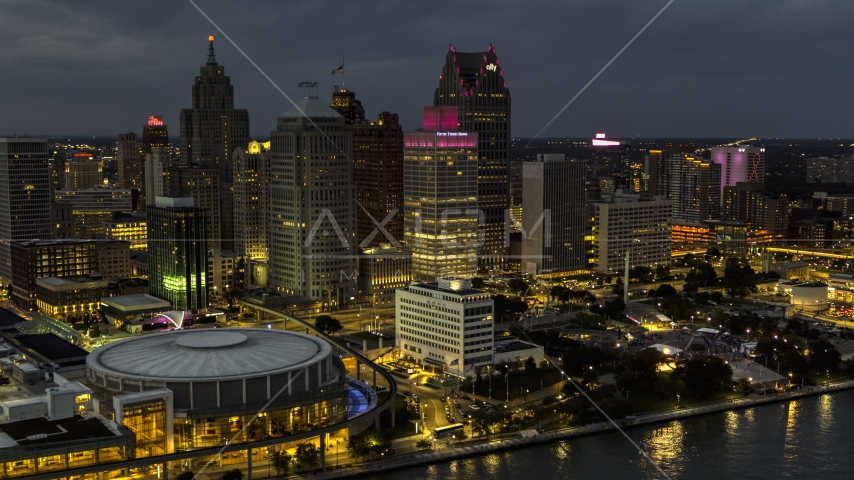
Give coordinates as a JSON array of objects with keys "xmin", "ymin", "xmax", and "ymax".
[
  {"xmin": 592, "ymin": 133, "xmax": 621, "ymax": 147},
  {"xmin": 147, "ymin": 115, "xmax": 164, "ymax": 126},
  {"xmin": 485, "ymin": 63, "xmax": 497, "ymax": 71}
]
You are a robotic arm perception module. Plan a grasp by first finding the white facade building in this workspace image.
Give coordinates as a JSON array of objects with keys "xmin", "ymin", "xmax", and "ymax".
[
  {"xmin": 592, "ymin": 191, "xmax": 672, "ymax": 274},
  {"xmin": 395, "ymin": 278, "xmax": 493, "ymax": 377}
]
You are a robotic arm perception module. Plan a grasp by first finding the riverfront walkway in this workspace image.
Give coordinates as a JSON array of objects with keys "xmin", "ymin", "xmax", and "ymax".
[{"xmin": 290, "ymin": 377, "xmax": 854, "ymax": 480}]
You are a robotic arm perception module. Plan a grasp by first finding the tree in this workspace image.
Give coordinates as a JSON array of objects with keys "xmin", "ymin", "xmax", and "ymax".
[
  {"xmin": 721, "ymin": 258, "xmax": 759, "ymax": 299},
  {"xmin": 220, "ymin": 469, "xmax": 244, "ymax": 480},
  {"xmin": 651, "ymin": 284, "xmax": 679, "ymax": 299},
  {"xmin": 294, "ymin": 442, "xmax": 319, "ymax": 471},
  {"xmin": 270, "ymin": 450, "xmax": 291, "ymax": 477},
  {"xmin": 471, "ymin": 277, "xmax": 485, "ymax": 289},
  {"xmin": 525, "ymin": 356, "xmax": 537, "ymax": 372},
  {"xmin": 736, "ymin": 377, "xmax": 753, "ymax": 395},
  {"xmin": 629, "ymin": 266, "xmax": 654, "ymax": 284},
  {"xmin": 808, "ymin": 340, "xmax": 841, "ymax": 372},
  {"xmin": 314, "ymin": 315, "xmax": 343, "ymax": 336},
  {"xmin": 507, "ymin": 278, "xmax": 529, "ymax": 296},
  {"xmin": 655, "ymin": 264, "xmax": 671, "ymax": 280},
  {"xmin": 416, "ymin": 438, "xmax": 433, "ymax": 451},
  {"xmin": 672, "ymin": 355, "xmax": 733, "ymax": 397},
  {"xmin": 492, "ymin": 294, "xmax": 528, "ymax": 322},
  {"xmin": 615, "ymin": 348, "xmax": 665, "ymax": 391},
  {"xmin": 602, "ymin": 298, "xmax": 626, "ymax": 320},
  {"xmin": 684, "ymin": 261, "xmax": 718, "ymax": 289}
]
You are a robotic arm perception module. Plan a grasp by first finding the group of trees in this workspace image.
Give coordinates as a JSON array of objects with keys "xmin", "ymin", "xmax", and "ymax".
[
  {"xmin": 672, "ymin": 356, "xmax": 733, "ymax": 397},
  {"xmin": 492, "ymin": 294, "xmax": 528, "ymax": 322},
  {"xmin": 755, "ymin": 335, "xmax": 841, "ymax": 375},
  {"xmin": 346, "ymin": 430, "xmax": 391, "ymax": 462},
  {"xmin": 549, "ymin": 286, "xmax": 596, "ymax": 305},
  {"xmin": 720, "ymin": 258, "xmax": 760, "ymax": 299},
  {"xmin": 589, "ymin": 298, "xmax": 626, "ymax": 320}
]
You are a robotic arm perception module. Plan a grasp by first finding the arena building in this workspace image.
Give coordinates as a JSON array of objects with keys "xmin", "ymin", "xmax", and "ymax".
[{"xmin": 85, "ymin": 328, "xmax": 353, "ymax": 458}]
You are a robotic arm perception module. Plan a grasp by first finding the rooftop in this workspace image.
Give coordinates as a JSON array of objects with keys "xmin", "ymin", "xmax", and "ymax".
[
  {"xmin": 36, "ymin": 273, "xmax": 106, "ymax": 287},
  {"xmin": 87, "ymin": 328, "xmax": 331, "ymax": 382},
  {"xmin": 101, "ymin": 294, "xmax": 170, "ymax": 310},
  {"xmin": 0, "ymin": 309, "xmax": 24, "ymax": 329},
  {"xmin": 12, "ymin": 334, "xmax": 89, "ymax": 363},
  {"xmin": 0, "ymin": 415, "xmax": 116, "ymax": 446}
]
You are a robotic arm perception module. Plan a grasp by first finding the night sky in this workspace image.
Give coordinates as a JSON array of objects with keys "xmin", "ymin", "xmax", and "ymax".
[{"xmin": 1, "ymin": 0, "xmax": 852, "ymax": 138}]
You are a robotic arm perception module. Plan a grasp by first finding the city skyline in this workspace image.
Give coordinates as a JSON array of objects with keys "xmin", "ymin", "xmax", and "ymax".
[{"xmin": 2, "ymin": 1, "xmax": 854, "ymax": 138}]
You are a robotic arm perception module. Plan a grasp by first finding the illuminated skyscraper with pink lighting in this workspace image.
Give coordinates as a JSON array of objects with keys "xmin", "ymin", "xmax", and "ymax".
[
  {"xmin": 434, "ymin": 44, "xmax": 511, "ymax": 268},
  {"xmin": 711, "ymin": 146, "xmax": 765, "ymax": 200},
  {"xmin": 404, "ymin": 107, "xmax": 479, "ymax": 281}
]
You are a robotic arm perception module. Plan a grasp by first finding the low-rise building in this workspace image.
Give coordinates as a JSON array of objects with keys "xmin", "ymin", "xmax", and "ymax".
[
  {"xmin": 207, "ymin": 249, "xmax": 245, "ymax": 297},
  {"xmin": 35, "ymin": 273, "xmax": 111, "ymax": 325},
  {"xmin": 100, "ymin": 294, "xmax": 171, "ymax": 327}
]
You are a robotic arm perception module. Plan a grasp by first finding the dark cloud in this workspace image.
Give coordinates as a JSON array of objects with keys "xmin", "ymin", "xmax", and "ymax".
[{"xmin": 1, "ymin": 0, "xmax": 852, "ymax": 138}]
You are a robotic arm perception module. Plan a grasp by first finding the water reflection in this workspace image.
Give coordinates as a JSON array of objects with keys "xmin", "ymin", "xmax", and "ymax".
[{"xmin": 361, "ymin": 391, "xmax": 854, "ymax": 480}]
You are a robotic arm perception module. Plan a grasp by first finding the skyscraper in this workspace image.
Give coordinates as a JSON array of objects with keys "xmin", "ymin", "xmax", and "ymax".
[
  {"xmin": 64, "ymin": 153, "xmax": 103, "ymax": 190},
  {"xmin": 116, "ymin": 132, "xmax": 141, "ymax": 195},
  {"xmin": 330, "ymin": 89, "xmax": 404, "ymax": 248},
  {"xmin": 269, "ymin": 96, "xmax": 356, "ymax": 306},
  {"xmin": 147, "ymin": 196, "xmax": 207, "ymax": 312},
  {"xmin": 0, "ymin": 138, "xmax": 52, "ymax": 285},
  {"xmin": 233, "ymin": 140, "xmax": 270, "ymax": 261},
  {"xmin": 144, "ymin": 148, "xmax": 174, "ymax": 205},
  {"xmin": 404, "ymin": 108, "xmax": 479, "ymax": 282},
  {"xmin": 169, "ymin": 167, "xmax": 221, "ymax": 250},
  {"xmin": 142, "ymin": 115, "xmax": 168, "ymax": 154},
  {"xmin": 434, "ymin": 44, "xmax": 511, "ymax": 268},
  {"xmin": 711, "ymin": 146, "xmax": 765, "ymax": 200},
  {"xmin": 646, "ymin": 148, "xmax": 721, "ymax": 223},
  {"xmin": 591, "ymin": 192, "xmax": 672, "ymax": 274},
  {"xmin": 521, "ymin": 154, "xmax": 587, "ymax": 276},
  {"xmin": 179, "ymin": 37, "xmax": 250, "ymax": 251}
]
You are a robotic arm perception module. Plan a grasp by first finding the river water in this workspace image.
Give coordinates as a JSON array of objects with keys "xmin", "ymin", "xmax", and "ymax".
[{"xmin": 363, "ymin": 390, "xmax": 853, "ymax": 480}]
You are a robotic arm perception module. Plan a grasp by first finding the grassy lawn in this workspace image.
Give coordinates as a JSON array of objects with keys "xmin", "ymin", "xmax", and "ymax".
[{"xmin": 465, "ymin": 369, "xmax": 563, "ymax": 401}]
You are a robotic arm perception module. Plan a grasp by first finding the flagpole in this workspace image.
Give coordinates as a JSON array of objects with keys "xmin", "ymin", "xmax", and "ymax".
[{"xmin": 342, "ymin": 55, "xmax": 346, "ymax": 90}]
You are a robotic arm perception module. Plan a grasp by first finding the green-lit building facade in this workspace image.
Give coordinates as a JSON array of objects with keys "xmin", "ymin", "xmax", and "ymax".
[{"xmin": 147, "ymin": 197, "xmax": 207, "ymax": 312}]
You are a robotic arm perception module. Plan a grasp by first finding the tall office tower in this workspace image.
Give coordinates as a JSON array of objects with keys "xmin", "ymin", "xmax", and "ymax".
[
  {"xmin": 710, "ymin": 146, "xmax": 765, "ymax": 199},
  {"xmin": 404, "ymin": 108, "xmax": 479, "ymax": 282},
  {"xmin": 179, "ymin": 37, "xmax": 250, "ymax": 250},
  {"xmin": 144, "ymin": 148, "xmax": 175, "ymax": 205},
  {"xmin": 142, "ymin": 115, "xmax": 169, "ymax": 154},
  {"xmin": 169, "ymin": 167, "xmax": 221, "ymax": 250},
  {"xmin": 116, "ymin": 132, "xmax": 141, "ymax": 193},
  {"xmin": 646, "ymin": 149, "xmax": 721, "ymax": 222},
  {"xmin": 434, "ymin": 44, "xmax": 511, "ymax": 268},
  {"xmin": 331, "ymin": 89, "xmax": 405, "ymax": 247},
  {"xmin": 723, "ymin": 182, "xmax": 788, "ymax": 236},
  {"xmin": 269, "ymin": 96, "xmax": 356, "ymax": 305},
  {"xmin": 64, "ymin": 153, "xmax": 103, "ymax": 190},
  {"xmin": 233, "ymin": 141, "xmax": 270, "ymax": 260},
  {"xmin": 0, "ymin": 138, "xmax": 52, "ymax": 285},
  {"xmin": 395, "ymin": 277, "xmax": 494, "ymax": 376},
  {"xmin": 591, "ymin": 192, "xmax": 672, "ymax": 274},
  {"xmin": 520, "ymin": 154, "xmax": 587, "ymax": 276},
  {"xmin": 147, "ymin": 197, "xmax": 208, "ymax": 312}
]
